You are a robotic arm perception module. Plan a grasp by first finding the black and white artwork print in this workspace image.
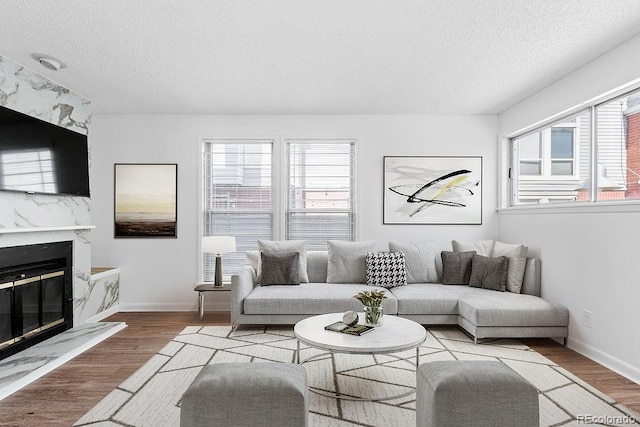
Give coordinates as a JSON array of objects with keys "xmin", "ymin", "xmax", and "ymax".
[{"xmin": 383, "ymin": 156, "xmax": 482, "ymax": 224}]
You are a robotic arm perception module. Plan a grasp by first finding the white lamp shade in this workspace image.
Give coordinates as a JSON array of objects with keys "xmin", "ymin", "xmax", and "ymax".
[{"xmin": 202, "ymin": 236, "xmax": 236, "ymax": 254}]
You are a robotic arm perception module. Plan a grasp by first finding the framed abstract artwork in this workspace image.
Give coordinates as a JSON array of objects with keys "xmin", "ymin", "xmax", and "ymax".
[
  {"xmin": 114, "ymin": 163, "xmax": 178, "ymax": 237},
  {"xmin": 383, "ymin": 156, "xmax": 482, "ymax": 225}
]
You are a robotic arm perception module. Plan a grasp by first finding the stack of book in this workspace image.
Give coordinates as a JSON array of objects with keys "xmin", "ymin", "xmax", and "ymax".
[{"xmin": 324, "ymin": 321, "xmax": 374, "ymax": 336}]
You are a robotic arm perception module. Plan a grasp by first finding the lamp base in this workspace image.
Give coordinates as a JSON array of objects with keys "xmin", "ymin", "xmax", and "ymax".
[{"xmin": 214, "ymin": 254, "xmax": 224, "ymax": 287}]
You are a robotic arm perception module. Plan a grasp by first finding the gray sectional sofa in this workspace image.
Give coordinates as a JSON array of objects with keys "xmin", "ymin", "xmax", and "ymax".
[{"xmin": 231, "ymin": 246, "xmax": 569, "ymax": 344}]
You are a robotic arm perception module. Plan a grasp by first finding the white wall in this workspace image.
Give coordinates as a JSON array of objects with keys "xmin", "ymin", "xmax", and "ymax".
[
  {"xmin": 90, "ymin": 114, "xmax": 498, "ymax": 311},
  {"xmin": 498, "ymin": 34, "xmax": 640, "ymax": 383}
]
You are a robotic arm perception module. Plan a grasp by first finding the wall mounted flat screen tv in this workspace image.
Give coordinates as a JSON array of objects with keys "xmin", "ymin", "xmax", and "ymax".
[{"xmin": 0, "ymin": 105, "xmax": 90, "ymax": 197}]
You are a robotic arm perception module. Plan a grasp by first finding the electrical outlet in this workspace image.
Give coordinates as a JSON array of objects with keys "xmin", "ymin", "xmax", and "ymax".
[{"xmin": 583, "ymin": 309, "xmax": 593, "ymax": 328}]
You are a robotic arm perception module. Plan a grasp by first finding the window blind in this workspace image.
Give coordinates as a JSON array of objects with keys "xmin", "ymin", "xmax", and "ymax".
[
  {"xmin": 285, "ymin": 140, "xmax": 356, "ymax": 250},
  {"xmin": 202, "ymin": 140, "xmax": 273, "ymax": 280}
]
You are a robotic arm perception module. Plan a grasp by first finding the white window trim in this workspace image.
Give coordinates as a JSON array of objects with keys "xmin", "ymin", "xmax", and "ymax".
[{"xmin": 498, "ymin": 200, "xmax": 640, "ymax": 215}]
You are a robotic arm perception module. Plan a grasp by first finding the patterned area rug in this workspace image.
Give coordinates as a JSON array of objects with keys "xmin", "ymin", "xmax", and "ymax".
[{"xmin": 74, "ymin": 325, "xmax": 639, "ymax": 426}]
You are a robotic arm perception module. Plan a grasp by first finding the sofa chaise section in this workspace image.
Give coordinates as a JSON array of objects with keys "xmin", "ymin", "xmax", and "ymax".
[
  {"xmin": 390, "ymin": 258, "xmax": 569, "ymax": 342},
  {"xmin": 457, "ymin": 289, "xmax": 569, "ymax": 343}
]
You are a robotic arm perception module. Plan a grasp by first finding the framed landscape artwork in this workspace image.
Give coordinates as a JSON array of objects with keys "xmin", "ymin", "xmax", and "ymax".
[
  {"xmin": 383, "ymin": 156, "xmax": 482, "ymax": 225},
  {"xmin": 114, "ymin": 163, "xmax": 178, "ymax": 237}
]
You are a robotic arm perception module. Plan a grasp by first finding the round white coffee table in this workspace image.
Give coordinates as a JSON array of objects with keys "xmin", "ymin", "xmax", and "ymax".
[{"xmin": 294, "ymin": 312, "xmax": 427, "ymax": 401}]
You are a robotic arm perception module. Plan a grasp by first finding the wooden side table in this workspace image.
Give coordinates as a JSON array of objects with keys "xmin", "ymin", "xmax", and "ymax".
[{"xmin": 194, "ymin": 283, "xmax": 230, "ymax": 319}]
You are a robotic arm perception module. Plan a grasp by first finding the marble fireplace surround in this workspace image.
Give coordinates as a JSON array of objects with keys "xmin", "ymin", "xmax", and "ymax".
[
  {"xmin": 0, "ymin": 53, "xmax": 124, "ymax": 398},
  {"xmin": 0, "ymin": 225, "xmax": 124, "ymax": 400},
  {"xmin": 0, "ymin": 225, "xmax": 109, "ymax": 325}
]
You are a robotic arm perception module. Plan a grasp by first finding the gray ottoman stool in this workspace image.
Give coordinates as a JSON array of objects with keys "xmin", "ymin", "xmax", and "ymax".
[
  {"xmin": 417, "ymin": 361, "xmax": 538, "ymax": 427},
  {"xmin": 180, "ymin": 363, "xmax": 309, "ymax": 427}
]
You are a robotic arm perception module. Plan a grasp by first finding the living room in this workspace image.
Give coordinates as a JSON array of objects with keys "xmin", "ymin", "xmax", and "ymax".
[{"xmin": 1, "ymin": 1, "xmax": 640, "ymax": 426}]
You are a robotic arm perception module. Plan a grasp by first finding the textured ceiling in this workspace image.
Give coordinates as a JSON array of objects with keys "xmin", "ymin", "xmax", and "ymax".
[{"xmin": 2, "ymin": 0, "xmax": 640, "ymax": 115}]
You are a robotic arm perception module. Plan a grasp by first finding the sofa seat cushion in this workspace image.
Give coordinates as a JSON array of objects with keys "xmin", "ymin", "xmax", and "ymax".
[
  {"xmin": 390, "ymin": 284, "xmax": 470, "ymax": 315},
  {"xmin": 244, "ymin": 283, "xmax": 398, "ymax": 315},
  {"xmin": 458, "ymin": 290, "xmax": 569, "ymax": 327}
]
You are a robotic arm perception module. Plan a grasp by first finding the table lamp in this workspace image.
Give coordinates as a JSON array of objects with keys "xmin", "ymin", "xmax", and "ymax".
[{"xmin": 202, "ymin": 236, "xmax": 236, "ymax": 287}]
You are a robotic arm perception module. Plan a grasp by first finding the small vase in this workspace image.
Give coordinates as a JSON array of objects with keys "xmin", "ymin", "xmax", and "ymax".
[{"xmin": 363, "ymin": 305, "xmax": 383, "ymax": 327}]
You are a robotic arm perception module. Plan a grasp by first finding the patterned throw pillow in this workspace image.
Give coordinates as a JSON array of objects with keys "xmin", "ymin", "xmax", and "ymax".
[{"xmin": 365, "ymin": 252, "xmax": 407, "ymax": 288}]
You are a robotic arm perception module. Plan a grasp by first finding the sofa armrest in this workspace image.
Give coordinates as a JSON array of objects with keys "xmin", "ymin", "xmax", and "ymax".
[
  {"xmin": 521, "ymin": 258, "xmax": 541, "ymax": 297},
  {"xmin": 231, "ymin": 265, "xmax": 257, "ymax": 325}
]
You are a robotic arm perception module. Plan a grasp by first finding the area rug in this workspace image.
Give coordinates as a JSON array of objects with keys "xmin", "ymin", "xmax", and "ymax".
[{"xmin": 74, "ymin": 325, "xmax": 639, "ymax": 427}]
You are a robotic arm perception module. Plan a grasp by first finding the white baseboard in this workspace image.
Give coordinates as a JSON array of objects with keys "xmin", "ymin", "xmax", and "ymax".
[
  {"xmin": 118, "ymin": 302, "xmax": 230, "ymax": 312},
  {"xmin": 568, "ymin": 336, "xmax": 640, "ymax": 385},
  {"xmin": 85, "ymin": 305, "xmax": 119, "ymax": 323}
]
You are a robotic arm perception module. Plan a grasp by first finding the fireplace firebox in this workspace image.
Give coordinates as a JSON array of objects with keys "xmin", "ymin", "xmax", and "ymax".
[{"xmin": 0, "ymin": 241, "xmax": 73, "ymax": 360}]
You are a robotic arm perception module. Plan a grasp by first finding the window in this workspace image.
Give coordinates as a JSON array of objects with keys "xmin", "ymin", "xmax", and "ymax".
[
  {"xmin": 285, "ymin": 140, "xmax": 356, "ymax": 249},
  {"xmin": 517, "ymin": 119, "xmax": 581, "ymax": 178},
  {"xmin": 595, "ymin": 91, "xmax": 640, "ymax": 201},
  {"xmin": 201, "ymin": 140, "xmax": 273, "ymax": 280},
  {"xmin": 550, "ymin": 126, "xmax": 575, "ymax": 176},
  {"xmin": 511, "ymin": 87, "xmax": 640, "ymax": 206},
  {"xmin": 513, "ymin": 111, "xmax": 589, "ymax": 204},
  {"xmin": 201, "ymin": 138, "xmax": 356, "ymax": 280}
]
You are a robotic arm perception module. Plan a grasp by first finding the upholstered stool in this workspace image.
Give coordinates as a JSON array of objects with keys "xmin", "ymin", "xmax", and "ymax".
[
  {"xmin": 416, "ymin": 361, "xmax": 538, "ymax": 427},
  {"xmin": 180, "ymin": 363, "xmax": 309, "ymax": 427}
]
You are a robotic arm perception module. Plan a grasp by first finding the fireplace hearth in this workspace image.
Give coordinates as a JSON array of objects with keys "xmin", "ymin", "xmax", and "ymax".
[{"xmin": 0, "ymin": 241, "xmax": 73, "ymax": 361}]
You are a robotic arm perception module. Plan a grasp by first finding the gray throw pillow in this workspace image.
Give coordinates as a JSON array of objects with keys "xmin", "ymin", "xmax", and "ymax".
[
  {"xmin": 259, "ymin": 252, "xmax": 300, "ymax": 286},
  {"xmin": 389, "ymin": 241, "xmax": 438, "ymax": 283},
  {"xmin": 327, "ymin": 240, "xmax": 376, "ymax": 283},
  {"xmin": 257, "ymin": 240, "xmax": 309, "ymax": 283},
  {"xmin": 441, "ymin": 251, "xmax": 476, "ymax": 285},
  {"xmin": 365, "ymin": 252, "xmax": 407, "ymax": 288},
  {"xmin": 469, "ymin": 254, "xmax": 509, "ymax": 292},
  {"xmin": 492, "ymin": 241, "xmax": 528, "ymax": 293}
]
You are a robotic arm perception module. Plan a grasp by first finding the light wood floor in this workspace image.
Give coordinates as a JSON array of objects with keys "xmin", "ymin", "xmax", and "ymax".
[{"xmin": 0, "ymin": 312, "xmax": 638, "ymax": 426}]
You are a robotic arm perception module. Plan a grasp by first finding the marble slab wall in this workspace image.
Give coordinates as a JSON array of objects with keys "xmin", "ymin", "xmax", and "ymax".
[
  {"xmin": 87, "ymin": 269, "xmax": 120, "ymax": 321},
  {"xmin": 0, "ymin": 54, "xmax": 113, "ymax": 325},
  {"xmin": 0, "ymin": 55, "xmax": 91, "ymax": 134}
]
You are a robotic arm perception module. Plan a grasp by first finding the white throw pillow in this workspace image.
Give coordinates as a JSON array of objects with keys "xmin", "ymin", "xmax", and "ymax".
[
  {"xmin": 257, "ymin": 240, "xmax": 309, "ymax": 283},
  {"xmin": 492, "ymin": 241, "xmax": 528, "ymax": 293},
  {"xmin": 452, "ymin": 239, "xmax": 495, "ymax": 256},
  {"xmin": 389, "ymin": 241, "xmax": 438, "ymax": 283},
  {"xmin": 326, "ymin": 240, "xmax": 376, "ymax": 283}
]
